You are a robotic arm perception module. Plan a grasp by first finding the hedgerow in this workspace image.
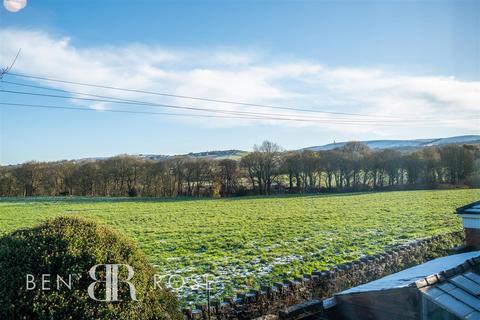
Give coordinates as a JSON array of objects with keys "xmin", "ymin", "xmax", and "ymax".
[{"xmin": 0, "ymin": 216, "xmax": 181, "ymax": 320}]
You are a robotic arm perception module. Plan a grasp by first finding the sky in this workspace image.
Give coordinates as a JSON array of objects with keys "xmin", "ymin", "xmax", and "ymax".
[{"xmin": 0, "ymin": 0, "xmax": 479, "ymax": 164}]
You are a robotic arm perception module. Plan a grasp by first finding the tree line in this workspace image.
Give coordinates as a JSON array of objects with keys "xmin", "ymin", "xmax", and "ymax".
[{"xmin": 0, "ymin": 141, "xmax": 478, "ymax": 197}]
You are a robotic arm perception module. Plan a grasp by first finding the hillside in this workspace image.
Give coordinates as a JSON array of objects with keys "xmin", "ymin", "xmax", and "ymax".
[
  {"xmin": 68, "ymin": 135, "xmax": 480, "ymax": 164},
  {"xmin": 137, "ymin": 149, "xmax": 247, "ymax": 161},
  {"xmin": 302, "ymin": 135, "xmax": 480, "ymax": 152}
]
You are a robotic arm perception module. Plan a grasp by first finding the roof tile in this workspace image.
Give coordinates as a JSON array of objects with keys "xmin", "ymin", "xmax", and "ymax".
[
  {"xmin": 424, "ymin": 287, "xmax": 444, "ymax": 299},
  {"xmin": 437, "ymin": 282, "xmax": 457, "ymax": 293},
  {"xmin": 449, "ymin": 275, "xmax": 480, "ymax": 296},
  {"xmin": 457, "ymin": 201, "xmax": 480, "ymax": 215},
  {"xmin": 433, "ymin": 294, "xmax": 475, "ymax": 318},
  {"xmin": 449, "ymin": 288, "xmax": 480, "ymax": 311},
  {"xmin": 466, "ymin": 311, "xmax": 480, "ymax": 320},
  {"xmin": 464, "ymin": 272, "xmax": 480, "ymax": 286}
]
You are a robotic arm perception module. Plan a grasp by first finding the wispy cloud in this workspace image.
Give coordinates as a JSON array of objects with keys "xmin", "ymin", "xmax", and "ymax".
[{"xmin": 1, "ymin": 28, "xmax": 479, "ymax": 135}]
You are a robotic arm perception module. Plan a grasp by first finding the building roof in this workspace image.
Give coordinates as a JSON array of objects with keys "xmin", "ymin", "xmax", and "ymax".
[
  {"xmin": 457, "ymin": 201, "xmax": 480, "ymax": 215},
  {"xmin": 421, "ymin": 270, "xmax": 480, "ymax": 319},
  {"xmin": 337, "ymin": 251, "xmax": 480, "ymax": 295}
]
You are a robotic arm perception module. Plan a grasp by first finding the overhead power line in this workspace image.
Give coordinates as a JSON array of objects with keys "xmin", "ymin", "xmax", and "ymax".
[
  {"xmin": 5, "ymin": 80, "xmax": 473, "ymax": 123},
  {"xmin": 4, "ymin": 88, "xmax": 367, "ymax": 122},
  {"xmin": 1, "ymin": 81, "xmax": 390, "ymax": 122},
  {"xmin": 1, "ymin": 88, "xmax": 290, "ymax": 119},
  {"xmin": 0, "ymin": 87, "xmax": 473, "ymax": 124},
  {"xmin": 0, "ymin": 102, "xmax": 269, "ymax": 121},
  {"xmin": 6, "ymin": 71, "xmax": 395, "ymax": 118},
  {"xmin": 0, "ymin": 102, "xmax": 471, "ymax": 127},
  {"xmin": 0, "ymin": 102, "xmax": 381, "ymax": 124},
  {"xmin": 0, "ymin": 93, "xmax": 390, "ymax": 124}
]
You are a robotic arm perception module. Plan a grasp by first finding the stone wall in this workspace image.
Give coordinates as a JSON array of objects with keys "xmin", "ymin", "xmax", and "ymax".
[{"xmin": 182, "ymin": 231, "xmax": 464, "ymax": 320}]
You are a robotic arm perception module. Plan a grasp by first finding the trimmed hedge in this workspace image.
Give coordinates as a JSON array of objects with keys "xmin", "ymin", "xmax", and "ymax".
[{"xmin": 0, "ymin": 216, "xmax": 182, "ymax": 319}]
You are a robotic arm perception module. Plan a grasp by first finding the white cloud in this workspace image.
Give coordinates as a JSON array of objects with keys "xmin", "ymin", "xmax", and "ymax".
[{"xmin": 0, "ymin": 28, "xmax": 479, "ymax": 135}]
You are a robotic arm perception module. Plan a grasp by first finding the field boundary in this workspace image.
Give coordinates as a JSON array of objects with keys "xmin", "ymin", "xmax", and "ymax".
[{"xmin": 182, "ymin": 231, "xmax": 464, "ymax": 319}]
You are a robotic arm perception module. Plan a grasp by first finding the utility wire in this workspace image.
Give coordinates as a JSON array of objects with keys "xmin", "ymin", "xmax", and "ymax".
[
  {"xmin": 0, "ymin": 102, "xmax": 470, "ymax": 127},
  {"xmin": 0, "ymin": 87, "xmax": 472, "ymax": 124},
  {"xmin": 0, "ymin": 102, "xmax": 268, "ymax": 121},
  {"xmin": 4, "ymin": 80, "xmax": 473, "ymax": 122},
  {"xmin": 1, "ymin": 89, "xmax": 292, "ymax": 119},
  {"xmin": 0, "ymin": 100, "xmax": 389, "ymax": 124},
  {"xmin": 0, "ymin": 102, "xmax": 413, "ymax": 125},
  {"xmin": 6, "ymin": 71, "xmax": 396, "ymax": 119},
  {"xmin": 1, "ymin": 81, "xmax": 385, "ymax": 122}
]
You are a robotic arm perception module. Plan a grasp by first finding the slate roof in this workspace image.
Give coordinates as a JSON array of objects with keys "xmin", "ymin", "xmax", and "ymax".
[
  {"xmin": 337, "ymin": 251, "xmax": 480, "ymax": 295},
  {"xmin": 421, "ymin": 270, "xmax": 480, "ymax": 319},
  {"xmin": 457, "ymin": 201, "xmax": 480, "ymax": 215},
  {"xmin": 415, "ymin": 252, "xmax": 480, "ymax": 320}
]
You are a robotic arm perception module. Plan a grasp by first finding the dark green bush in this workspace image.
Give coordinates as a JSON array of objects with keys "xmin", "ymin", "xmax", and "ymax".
[{"xmin": 0, "ymin": 217, "xmax": 182, "ymax": 320}]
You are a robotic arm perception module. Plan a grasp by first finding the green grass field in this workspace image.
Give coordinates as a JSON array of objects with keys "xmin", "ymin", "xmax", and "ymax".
[{"xmin": 0, "ymin": 189, "xmax": 478, "ymax": 304}]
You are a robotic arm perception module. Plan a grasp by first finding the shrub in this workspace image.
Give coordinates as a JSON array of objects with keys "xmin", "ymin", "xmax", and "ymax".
[
  {"xmin": 0, "ymin": 217, "xmax": 181, "ymax": 320},
  {"xmin": 211, "ymin": 180, "xmax": 221, "ymax": 198},
  {"xmin": 128, "ymin": 187, "xmax": 138, "ymax": 197}
]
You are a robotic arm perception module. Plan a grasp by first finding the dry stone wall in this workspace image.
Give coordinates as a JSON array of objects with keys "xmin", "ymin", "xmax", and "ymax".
[{"xmin": 183, "ymin": 231, "xmax": 464, "ymax": 320}]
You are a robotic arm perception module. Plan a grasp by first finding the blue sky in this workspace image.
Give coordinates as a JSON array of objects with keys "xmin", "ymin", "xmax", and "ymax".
[{"xmin": 0, "ymin": 0, "xmax": 479, "ymax": 164}]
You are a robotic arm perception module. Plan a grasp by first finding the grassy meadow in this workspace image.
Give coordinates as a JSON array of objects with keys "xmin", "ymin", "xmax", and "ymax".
[{"xmin": 0, "ymin": 189, "xmax": 478, "ymax": 304}]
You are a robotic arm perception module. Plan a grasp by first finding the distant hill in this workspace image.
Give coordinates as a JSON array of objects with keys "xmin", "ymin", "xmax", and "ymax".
[
  {"xmin": 74, "ymin": 150, "xmax": 247, "ymax": 163},
  {"xmin": 73, "ymin": 135, "xmax": 479, "ymax": 164},
  {"xmin": 302, "ymin": 135, "xmax": 480, "ymax": 152},
  {"xmin": 184, "ymin": 149, "xmax": 248, "ymax": 160},
  {"xmin": 136, "ymin": 149, "xmax": 247, "ymax": 161}
]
